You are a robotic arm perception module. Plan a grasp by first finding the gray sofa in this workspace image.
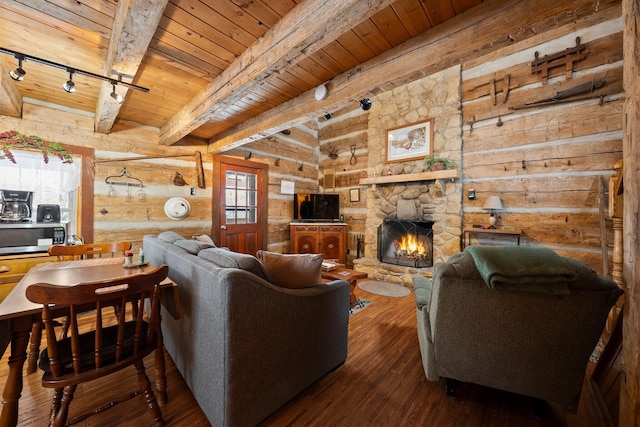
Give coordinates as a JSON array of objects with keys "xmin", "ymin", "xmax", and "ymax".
[
  {"xmin": 143, "ymin": 232, "xmax": 350, "ymax": 427},
  {"xmin": 413, "ymin": 247, "xmax": 623, "ymax": 412}
]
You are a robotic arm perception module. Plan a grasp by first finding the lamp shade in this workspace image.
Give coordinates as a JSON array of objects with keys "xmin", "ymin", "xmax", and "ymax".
[{"xmin": 483, "ymin": 195, "xmax": 503, "ymax": 210}]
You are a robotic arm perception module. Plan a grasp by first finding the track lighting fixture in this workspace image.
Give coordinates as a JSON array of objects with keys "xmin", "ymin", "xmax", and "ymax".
[
  {"xmin": 110, "ymin": 83, "xmax": 123, "ymax": 104},
  {"xmin": 62, "ymin": 69, "xmax": 76, "ymax": 93},
  {"xmin": 0, "ymin": 47, "xmax": 149, "ymax": 100},
  {"xmin": 9, "ymin": 56, "xmax": 26, "ymax": 81},
  {"xmin": 360, "ymin": 98, "xmax": 372, "ymax": 110}
]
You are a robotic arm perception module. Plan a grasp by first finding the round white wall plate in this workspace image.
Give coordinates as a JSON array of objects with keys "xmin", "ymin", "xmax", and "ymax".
[{"xmin": 164, "ymin": 197, "xmax": 191, "ymax": 220}]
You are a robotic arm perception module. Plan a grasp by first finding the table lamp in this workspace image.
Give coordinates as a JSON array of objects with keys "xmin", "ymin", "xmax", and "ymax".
[{"xmin": 483, "ymin": 196, "xmax": 503, "ymax": 229}]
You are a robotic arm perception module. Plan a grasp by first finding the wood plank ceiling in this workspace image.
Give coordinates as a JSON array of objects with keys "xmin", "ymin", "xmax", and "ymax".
[{"xmin": 0, "ymin": 0, "xmax": 483, "ymax": 151}]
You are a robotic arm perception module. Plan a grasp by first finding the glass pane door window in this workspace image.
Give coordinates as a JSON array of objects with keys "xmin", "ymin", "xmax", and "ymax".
[{"xmin": 225, "ymin": 171, "xmax": 258, "ymax": 224}]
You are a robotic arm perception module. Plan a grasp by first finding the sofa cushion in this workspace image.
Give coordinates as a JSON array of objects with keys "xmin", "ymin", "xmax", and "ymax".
[
  {"xmin": 198, "ymin": 248, "xmax": 271, "ymax": 281},
  {"xmin": 256, "ymin": 250, "xmax": 323, "ymax": 289},
  {"xmin": 174, "ymin": 239, "xmax": 214, "ymax": 254},
  {"xmin": 157, "ymin": 231, "xmax": 185, "ymax": 243}
]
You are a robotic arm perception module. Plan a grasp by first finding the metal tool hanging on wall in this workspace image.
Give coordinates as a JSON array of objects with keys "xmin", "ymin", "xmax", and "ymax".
[
  {"xmin": 509, "ymin": 79, "xmax": 606, "ymax": 110},
  {"xmin": 105, "ymin": 168, "xmax": 145, "ymax": 201},
  {"xmin": 350, "ymin": 145, "xmax": 357, "ymax": 165},
  {"xmin": 96, "ymin": 151, "xmax": 206, "ymax": 189}
]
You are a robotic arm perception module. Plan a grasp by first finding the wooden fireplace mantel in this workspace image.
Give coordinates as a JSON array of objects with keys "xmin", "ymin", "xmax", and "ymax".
[{"xmin": 359, "ymin": 169, "xmax": 458, "ymax": 185}]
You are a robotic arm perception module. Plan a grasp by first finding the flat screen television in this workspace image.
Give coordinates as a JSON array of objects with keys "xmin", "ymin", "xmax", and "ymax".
[{"xmin": 293, "ymin": 193, "xmax": 340, "ymax": 221}]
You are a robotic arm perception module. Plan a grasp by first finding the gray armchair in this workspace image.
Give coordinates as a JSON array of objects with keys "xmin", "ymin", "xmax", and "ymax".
[{"xmin": 413, "ymin": 248, "xmax": 623, "ymax": 413}]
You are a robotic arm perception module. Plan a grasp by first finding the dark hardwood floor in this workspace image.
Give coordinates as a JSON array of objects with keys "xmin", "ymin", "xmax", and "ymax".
[{"xmin": 3, "ymin": 286, "xmax": 603, "ymax": 426}]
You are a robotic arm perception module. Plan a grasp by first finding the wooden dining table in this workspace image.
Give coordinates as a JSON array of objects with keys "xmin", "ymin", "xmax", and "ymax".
[{"xmin": 0, "ymin": 257, "xmax": 181, "ymax": 427}]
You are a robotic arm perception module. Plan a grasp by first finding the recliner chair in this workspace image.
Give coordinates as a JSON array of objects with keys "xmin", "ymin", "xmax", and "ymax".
[{"xmin": 413, "ymin": 247, "xmax": 623, "ymax": 412}]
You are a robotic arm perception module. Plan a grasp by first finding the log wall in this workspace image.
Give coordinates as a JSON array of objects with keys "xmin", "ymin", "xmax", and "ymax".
[
  {"xmin": 317, "ymin": 106, "xmax": 369, "ymax": 266},
  {"xmin": 460, "ymin": 14, "xmax": 623, "ymax": 272},
  {"xmin": 0, "ymin": 104, "xmax": 212, "ymax": 251},
  {"xmin": 222, "ymin": 121, "xmax": 321, "ymax": 253},
  {"xmin": 621, "ymin": 0, "xmax": 640, "ymax": 423}
]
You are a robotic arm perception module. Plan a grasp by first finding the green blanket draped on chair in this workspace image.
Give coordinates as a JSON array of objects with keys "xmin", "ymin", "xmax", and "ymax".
[{"xmin": 464, "ymin": 246, "xmax": 577, "ymax": 295}]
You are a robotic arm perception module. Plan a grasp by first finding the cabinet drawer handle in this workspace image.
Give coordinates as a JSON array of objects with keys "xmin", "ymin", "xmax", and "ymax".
[{"xmin": 302, "ymin": 244, "xmax": 311, "ymax": 251}]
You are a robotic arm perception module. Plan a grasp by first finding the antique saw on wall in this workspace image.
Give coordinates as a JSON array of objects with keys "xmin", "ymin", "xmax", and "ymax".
[{"xmin": 509, "ymin": 79, "xmax": 606, "ymax": 110}]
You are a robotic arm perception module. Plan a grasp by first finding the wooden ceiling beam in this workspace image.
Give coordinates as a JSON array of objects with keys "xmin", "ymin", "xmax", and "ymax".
[
  {"xmin": 94, "ymin": 0, "xmax": 169, "ymax": 134},
  {"xmin": 208, "ymin": 0, "xmax": 618, "ymax": 153},
  {"xmin": 158, "ymin": 0, "xmax": 398, "ymax": 146}
]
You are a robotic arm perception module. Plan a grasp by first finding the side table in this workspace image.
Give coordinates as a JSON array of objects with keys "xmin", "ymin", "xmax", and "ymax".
[
  {"xmin": 462, "ymin": 228, "xmax": 522, "ymax": 249},
  {"xmin": 322, "ymin": 267, "xmax": 368, "ymax": 306}
]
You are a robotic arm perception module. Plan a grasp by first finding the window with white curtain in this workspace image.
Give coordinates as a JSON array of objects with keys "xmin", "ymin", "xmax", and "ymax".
[{"xmin": 1, "ymin": 150, "xmax": 81, "ymax": 229}]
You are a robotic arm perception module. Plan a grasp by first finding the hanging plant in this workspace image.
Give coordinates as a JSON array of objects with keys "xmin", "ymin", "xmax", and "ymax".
[{"xmin": 0, "ymin": 130, "xmax": 73, "ymax": 164}]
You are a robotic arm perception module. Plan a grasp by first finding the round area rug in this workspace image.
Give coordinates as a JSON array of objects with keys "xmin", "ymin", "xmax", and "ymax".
[{"xmin": 358, "ymin": 280, "xmax": 411, "ymax": 298}]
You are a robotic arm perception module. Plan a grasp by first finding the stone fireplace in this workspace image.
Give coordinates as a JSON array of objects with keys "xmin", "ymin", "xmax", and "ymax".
[
  {"xmin": 352, "ymin": 65, "xmax": 463, "ymax": 286},
  {"xmin": 353, "ymin": 177, "xmax": 461, "ymax": 285}
]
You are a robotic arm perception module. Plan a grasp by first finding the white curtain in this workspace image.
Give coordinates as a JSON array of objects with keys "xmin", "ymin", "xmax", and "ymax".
[{"xmin": 0, "ymin": 150, "xmax": 81, "ymax": 211}]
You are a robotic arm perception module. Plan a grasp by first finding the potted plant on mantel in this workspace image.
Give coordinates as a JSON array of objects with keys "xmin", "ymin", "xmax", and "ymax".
[{"xmin": 423, "ymin": 156, "xmax": 457, "ymax": 171}]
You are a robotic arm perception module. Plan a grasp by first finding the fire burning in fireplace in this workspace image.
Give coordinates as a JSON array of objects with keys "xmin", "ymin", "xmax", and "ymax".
[
  {"xmin": 395, "ymin": 233, "xmax": 429, "ymax": 259},
  {"xmin": 378, "ymin": 220, "xmax": 433, "ymax": 268}
]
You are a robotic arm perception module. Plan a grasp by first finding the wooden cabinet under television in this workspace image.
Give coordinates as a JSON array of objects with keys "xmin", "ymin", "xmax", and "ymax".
[{"xmin": 289, "ymin": 223, "xmax": 346, "ymax": 264}]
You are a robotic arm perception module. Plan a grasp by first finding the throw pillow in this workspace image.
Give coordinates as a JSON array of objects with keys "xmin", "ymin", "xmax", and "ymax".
[
  {"xmin": 198, "ymin": 248, "xmax": 271, "ymax": 281},
  {"xmin": 256, "ymin": 250, "xmax": 323, "ymax": 289},
  {"xmin": 174, "ymin": 239, "xmax": 214, "ymax": 255},
  {"xmin": 157, "ymin": 231, "xmax": 185, "ymax": 243}
]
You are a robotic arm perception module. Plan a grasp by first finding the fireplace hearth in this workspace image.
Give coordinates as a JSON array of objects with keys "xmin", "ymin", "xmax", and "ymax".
[{"xmin": 377, "ymin": 220, "xmax": 434, "ymax": 268}]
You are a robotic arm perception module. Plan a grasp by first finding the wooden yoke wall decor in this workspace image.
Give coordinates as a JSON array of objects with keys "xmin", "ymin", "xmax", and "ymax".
[{"xmin": 531, "ymin": 36, "xmax": 587, "ymax": 85}]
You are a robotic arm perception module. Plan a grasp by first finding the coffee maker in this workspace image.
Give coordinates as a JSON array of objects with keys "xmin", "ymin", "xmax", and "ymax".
[{"xmin": 0, "ymin": 190, "xmax": 33, "ymax": 222}]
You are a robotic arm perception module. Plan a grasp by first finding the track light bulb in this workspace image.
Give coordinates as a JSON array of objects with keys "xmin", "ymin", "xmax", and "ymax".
[
  {"xmin": 110, "ymin": 83, "xmax": 123, "ymax": 104},
  {"xmin": 9, "ymin": 58, "xmax": 25, "ymax": 81},
  {"xmin": 360, "ymin": 98, "xmax": 372, "ymax": 110},
  {"xmin": 62, "ymin": 71, "xmax": 76, "ymax": 93}
]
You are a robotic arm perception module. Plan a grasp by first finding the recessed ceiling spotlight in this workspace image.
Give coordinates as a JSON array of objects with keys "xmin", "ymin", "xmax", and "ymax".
[
  {"xmin": 9, "ymin": 56, "xmax": 26, "ymax": 81},
  {"xmin": 62, "ymin": 70, "xmax": 76, "ymax": 93},
  {"xmin": 360, "ymin": 98, "xmax": 372, "ymax": 110}
]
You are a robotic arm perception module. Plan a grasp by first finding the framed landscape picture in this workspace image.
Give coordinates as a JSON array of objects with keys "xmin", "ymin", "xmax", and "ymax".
[{"xmin": 386, "ymin": 118, "xmax": 434, "ymax": 163}]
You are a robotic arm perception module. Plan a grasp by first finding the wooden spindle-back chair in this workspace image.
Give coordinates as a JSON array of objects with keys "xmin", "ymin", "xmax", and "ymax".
[
  {"xmin": 26, "ymin": 242, "xmax": 132, "ymax": 374},
  {"xmin": 47, "ymin": 241, "xmax": 132, "ymax": 261},
  {"xmin": 26, "ymin": 264, "xmax": 168, "ymax": 427}
]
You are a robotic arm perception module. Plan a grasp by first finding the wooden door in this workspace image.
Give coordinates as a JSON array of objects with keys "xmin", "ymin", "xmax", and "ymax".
[{"xmin": 212, "ymin": 156, "xmax": 268, "ymax": 254}]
